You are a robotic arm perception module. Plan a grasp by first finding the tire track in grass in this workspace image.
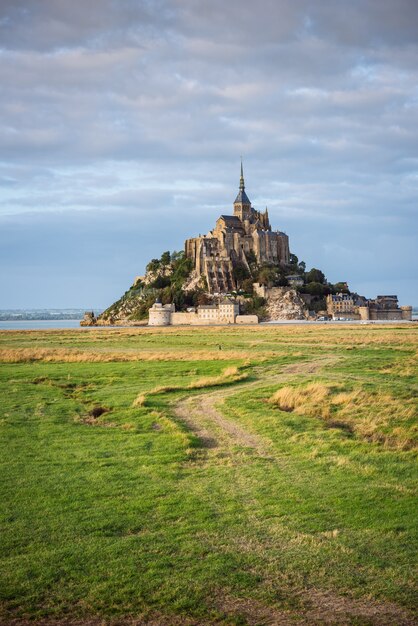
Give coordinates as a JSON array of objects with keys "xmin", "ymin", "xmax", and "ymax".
[{"xmin": 173, "ymin": 355, "xmax": 340, "ymax": 454}]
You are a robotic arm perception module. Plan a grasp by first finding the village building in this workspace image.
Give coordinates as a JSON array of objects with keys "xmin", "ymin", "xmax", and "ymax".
[
  {"xmin": 287, "ymin": 274, "xmax": 304, "ymax": 287},
  {"xmin": 326, "ymin": 293, "xmax": 412, "ymax": 321},
  {"xmin": 326, "ymin": 293, "xmax": 357, "ymax": 319}
]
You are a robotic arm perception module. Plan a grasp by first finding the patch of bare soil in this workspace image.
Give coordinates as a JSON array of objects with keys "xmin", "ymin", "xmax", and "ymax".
[
  {"xmin": 302, "ymin": 588, "xmax": 417, "ymax": 625},
  {"xmin": 211, "ymin": 589, "xmax": 417, "ymax": 626},
  {"xmin": 212, "ymin": 594, "xmax": 299, "ymax": 625},
  {"xmin": 176, "ymin": 391, "xmax": 271, "ymax": 455},
  {"xmin": 215, "ymin": 590, "xmax": 417, "ymax": 626},
  {"xmin": 175, "ymin": 396, "xmax": 219, "ymax": 449}
]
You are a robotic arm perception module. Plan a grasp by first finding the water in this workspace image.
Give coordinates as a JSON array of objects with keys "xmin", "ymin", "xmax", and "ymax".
[{"xmin": 0, "ymin": 319, "xmax": 84, "ymax": 330}]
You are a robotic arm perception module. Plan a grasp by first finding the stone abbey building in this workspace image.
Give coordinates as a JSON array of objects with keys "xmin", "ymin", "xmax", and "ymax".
[{"xmin": 185, "ymin": 164, "xmax": 290, "ymax": 293}]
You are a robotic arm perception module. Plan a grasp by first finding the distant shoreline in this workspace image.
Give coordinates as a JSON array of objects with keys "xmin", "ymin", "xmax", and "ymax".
[
  {"xmin": 0, "ymin": 318, "xmax": 416, "ymax": 331},
  {"xmin": 0, "ymin": 309, "xmax": 102, "ymax": 323}
]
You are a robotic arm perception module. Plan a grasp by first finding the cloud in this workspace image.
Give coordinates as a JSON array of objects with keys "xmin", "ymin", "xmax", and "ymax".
[{"xmin": 0, "ymin": 0, "xmax": 417, "ymax": 306}]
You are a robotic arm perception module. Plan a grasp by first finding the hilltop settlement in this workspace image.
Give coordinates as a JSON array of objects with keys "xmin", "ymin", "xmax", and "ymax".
[{"xmin": 83, "ymin": 166, "xmax": 412, "ymax": 326}]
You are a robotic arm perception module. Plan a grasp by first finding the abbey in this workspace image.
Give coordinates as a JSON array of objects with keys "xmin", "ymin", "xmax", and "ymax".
[{"xmin": 185, "ymin": 164, "xmax": 290, "ymax": 293}]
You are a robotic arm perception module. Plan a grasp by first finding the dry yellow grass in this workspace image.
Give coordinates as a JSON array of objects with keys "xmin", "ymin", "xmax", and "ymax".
[
  {"xmin": 132, "ymin": 366, "xmax": 247, "ymax": 407},
  {"xmin": 0, "ymin": 348, "xmax": 258, "ymax": 363},
  {"xmin": 270, "ymin": 383, "xmax": 333, "ymax": 417},
  {"xmin": 270, "ymin": 383, "xmax": 417, "ymax": 450},
  {"xmin": 132, "ymin": 394, "xmax": 146, "ymax": 407}
]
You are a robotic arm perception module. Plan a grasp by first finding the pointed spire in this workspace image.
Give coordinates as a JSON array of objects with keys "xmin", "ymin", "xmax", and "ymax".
[
  {"xmin": 239, "ymin": 158, "xmax": 245, "ymax": 190},
  {"xmin": 234, "ymin": 158, "xmax": 251, "ymax": 208}
]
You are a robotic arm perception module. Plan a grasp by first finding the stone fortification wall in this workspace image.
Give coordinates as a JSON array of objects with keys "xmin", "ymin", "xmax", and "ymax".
[
  {"xmin": 235, "ymin": 315, "xmax": 259, "ymax": 325},
  {"xmin": 171, "ymin": 312, "xmax": 196, "ymax": 325},
  {"xmin": 357, "ymin": 305, "xmax": 412, "ymax": 321},
  {"xmin": 148, "ymin": 300, "xmax": 244, "ymax": 326},
  {"xmin": 369, "ymin": 309, "xmax": 403, "ymax": 321}
]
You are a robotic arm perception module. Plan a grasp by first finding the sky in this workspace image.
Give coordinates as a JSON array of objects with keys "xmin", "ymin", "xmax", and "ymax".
[{"xmin": 0, "ymin": 0, "xmax": 417, "ymax": 309}]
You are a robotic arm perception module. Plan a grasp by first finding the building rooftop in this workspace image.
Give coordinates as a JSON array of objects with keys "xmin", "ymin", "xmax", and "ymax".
[
  {"xmin": 219, "ymin": 215, "xmax": 242, "ymax": 224},
  {"xmin": 376, "ymin": 295, "xmax": 398, "ymax": 299},
  {"xmin": 233, "ymin": 189, "xmax": 251, "ymax": 205},
  {"xmin": 331, "ymin": 294, "xmax": 353, "ymax": 301}
]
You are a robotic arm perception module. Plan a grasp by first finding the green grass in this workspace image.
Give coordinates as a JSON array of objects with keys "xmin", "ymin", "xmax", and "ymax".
[{"xmin": 0, "ymin": 325, "xmax": 417, "ymax": 625}]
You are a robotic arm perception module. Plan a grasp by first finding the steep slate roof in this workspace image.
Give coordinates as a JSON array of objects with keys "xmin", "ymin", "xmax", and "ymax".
[
  {"xmin": 234, "ymin": 160, "xmax": 251, "ymax": 205},
  {"xmin": 219, "ymin": 215, "xmax": 242, "ymax": 224},
  {"xmin": 234, "ymin": 188, "xmax": 251, "ymax": 205}
]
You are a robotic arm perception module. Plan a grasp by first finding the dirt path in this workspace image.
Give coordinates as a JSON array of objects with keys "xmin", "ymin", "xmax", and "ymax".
[
  {"xmin": 171, "ymin": 354, "xmax": 418, "ymax": 626},
  {"xmin": 173, "ymin": 355, "xmax": 339, "ymax": 453}
]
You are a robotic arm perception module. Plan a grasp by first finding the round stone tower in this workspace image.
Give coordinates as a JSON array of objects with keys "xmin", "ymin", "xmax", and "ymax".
[{"xmin": 148, "ymin": 301, "xmax": 173, "ymax": 326}]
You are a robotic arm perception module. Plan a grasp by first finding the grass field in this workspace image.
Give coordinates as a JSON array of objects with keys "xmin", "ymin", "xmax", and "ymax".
[{"xmin": 0, "ymin": 324, "xmax": 417, "ymax": 625}]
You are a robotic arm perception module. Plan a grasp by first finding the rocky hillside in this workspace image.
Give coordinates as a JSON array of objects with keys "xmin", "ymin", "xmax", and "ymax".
[
  {"xmin": 88, "ymin": 249, "xmax": 344, "ymax": 326},
  {"xmin": 94, "ymin": 251, "xmax": 206, "ymax": 325}
]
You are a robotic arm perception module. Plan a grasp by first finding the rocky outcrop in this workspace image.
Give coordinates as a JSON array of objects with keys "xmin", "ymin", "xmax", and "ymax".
[
  {"xmin": 142, "ymin": 264, "xmax": 173, "ymax": 286},
  {"xmin": 80, "ymin": 311, "xmax": 97, "ymax": 326},
  {"xmin": 96, "ymin": 289, "xmax": 149, "ymax": 326},
  {"xmin": 264, "ymin": 287, "xmax": 308, "ymax": 321},
  {"xmin": 181, "ymin": 270, "xmax": 207, "ymax": 293}
]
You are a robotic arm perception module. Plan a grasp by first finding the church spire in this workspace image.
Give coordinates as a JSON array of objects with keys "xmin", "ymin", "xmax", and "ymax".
[
  {"xmin": 239, "ymin": 158, "xmax": 245, "ymax": 190},
  {"xmin": 234, "ymin": 158, "xmax": 251, "ymax": 215}
]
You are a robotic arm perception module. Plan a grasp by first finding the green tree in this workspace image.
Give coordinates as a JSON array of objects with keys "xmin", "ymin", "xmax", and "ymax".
[
  {"xmin": 243, "ymin": 296, "xmax": 267, "ymax": 319},
  {"xmin": 160, "ymin": 251, "xmax": 171, "ymax": 266},
  {"xmin": 241, "ymin": 278, "xmax": 254, "ymax": 294},
  {"xmin": 171, "ymin": 250, "xmax": 184, "ymax": 262},
  {"xmin": 306, "ymin": 268, "xmax": 325, "ymax": 284},
  {"xmin": 304, "ymin": 282, "xmax": 325, "ymax": 296},
  {"xmin": 333, "ymin": 282, "xmax": 350, "ymax": 294},
  {"xmin": 233, "ymin": 262, "xmax": 250, "ymax": 287},
  {"xmin": 171, "ymin": 256, "xmax": 193, "ymax": 287},
  {"xmin": 258, "ymin": 266, "xmax": 277, "ymax": 287},
  {"xmin": 150, "ymin": 275, "xmax": 170, "ymax": 289},
  {"xmin": 276, "ymin": 275, "xmax": 289, "ymax": 287},
  {"xmin": 146, "ymin": 259, "xmax": 160, "ymax": 273}
]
